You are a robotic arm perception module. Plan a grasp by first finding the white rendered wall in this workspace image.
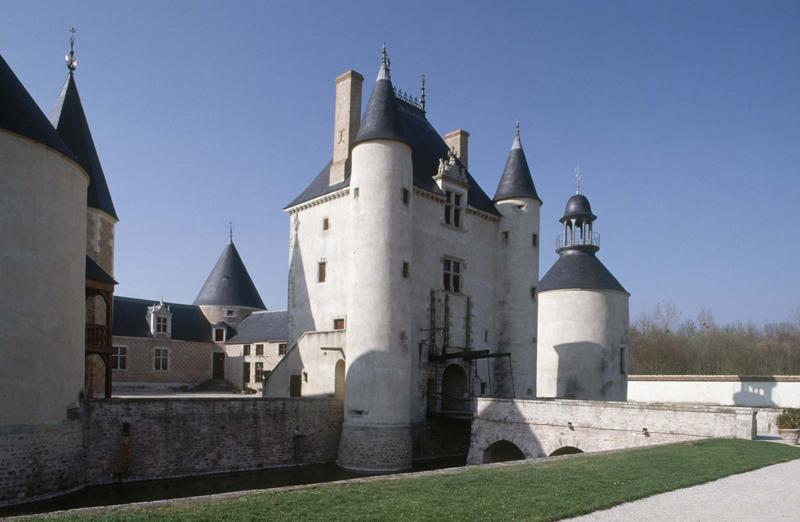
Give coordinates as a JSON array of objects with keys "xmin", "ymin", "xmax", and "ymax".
[
  {"xmin": 286, "ymin": 191, "xmax": 351, "ymax": 347},
  {"xmin": 339, "ymin": 139, "xmax": 413, "ymax": 471},
  {"xmin": 628, "ymin": 376, "xmax": 800, "ymax": 408},
  {"xmin": 86, "ymin": 207, "xmax": 116, "ymax": 276},
  {"xmin": 263, "ymin": 331, "xmax": 345, "ymax": 398},
  {"xmin": 0, "ymin": 131, "xmax": 89, "ymax": 426},
  {"xmin": 494, "ymin": 198, "xmax": 540, "ymax": 398},
  {"xmin": 225, "ymin": 341, "xmax": 289, "ymax": 391},
  {"xmin": 537, "ymin": 288, "xmax": 629, "ymax": 401}
]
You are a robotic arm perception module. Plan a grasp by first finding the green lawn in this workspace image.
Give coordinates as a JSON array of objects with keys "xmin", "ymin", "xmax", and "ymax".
[{"xmin": 40, "ymin": 439, "xmax": 800, "ymax": 521}]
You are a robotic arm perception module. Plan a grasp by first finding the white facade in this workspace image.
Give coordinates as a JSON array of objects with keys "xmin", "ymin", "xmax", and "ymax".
[
  {"xmin": 536, "ymin": 289, "xmax": 629, "ymax": 401},
  {"xmin": 0, "ymin": 130, "xmax": 89, "ymax": 426}
]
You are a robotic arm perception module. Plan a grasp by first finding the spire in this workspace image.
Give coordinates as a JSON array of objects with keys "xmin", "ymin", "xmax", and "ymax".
[
  {"xmin": 66, "ymin": 27, "xmax": 77, "ymax": 72},
  {"xmin": 50, "ymin": 38, "xmax": 118, "ymax": 220},
  {"xmin": 377, "ymin": 43, "xmax": 390, "ymax": 80},
  {"xmin": 228, "ymin": 221, "xmax": 233, "ymax": 244},
  {"xmin": 0, "ymin": 53, "xmax": 75, "ymax": 160},
  {"xmin": 419, "ymin": 74, "xmax": 426, "ymax": 111},
  {"xmin": 493, "ymin": 121, "xmax": 541, "ymax": 203},
  {"xmin": 575, "ymin": 165, "xmax": 582, "ymax": 194},
  {"xmin": 194, "ymin": 242, "xmax": 266, "ymax": 309},
  {"xmin": 353, "ymin": 45, "xmax": 407, "ymax": 146}
]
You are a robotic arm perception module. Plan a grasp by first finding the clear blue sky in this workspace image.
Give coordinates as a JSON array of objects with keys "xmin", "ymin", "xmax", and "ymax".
[{"xmin": 2, "ymin": 1, "xmax": 798, "ymax": 326}]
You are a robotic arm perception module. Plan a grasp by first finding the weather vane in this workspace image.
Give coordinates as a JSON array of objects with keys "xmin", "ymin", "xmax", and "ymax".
[
  {"xmin": 228, "ymin": 221, "xmax": 233, "ymax": 243},
  {"xmin": 65, "ymin": 27, "xmax": 77, "ymax": 72},
  {"xmin": 575, "ymin": 166, "xmax": 582, "ymax": 194}
]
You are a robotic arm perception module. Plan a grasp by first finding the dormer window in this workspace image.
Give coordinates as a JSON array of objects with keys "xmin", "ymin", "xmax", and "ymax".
[
  {"xmin": 213, "ymin": 327, "xmax": 226, "ymax": 343},
  {"xmin": 444, "ymin": 191, "xmax": 463, "ymax": 228},
  {"xmin": 155, "ymin": 316, "xmax": 168, "ymax": 334}
]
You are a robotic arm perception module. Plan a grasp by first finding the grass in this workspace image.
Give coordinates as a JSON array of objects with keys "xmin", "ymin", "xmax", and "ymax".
[{"xmin": 36, "ymin": 439, "xmax": 800, "ymax": 521}]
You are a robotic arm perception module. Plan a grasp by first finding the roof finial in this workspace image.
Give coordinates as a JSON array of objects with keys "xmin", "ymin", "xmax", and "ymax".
[
  {"xmin": 419, "ymin": 74, "xmax": 426, "ymax": 111},
  {"xmin": 65, "ymin": 27, "xmax": 77, "ymax": 72},
  {"xmin": 575, "ymin": 165, "xmax": 582, "ymax": 194},
  {"xmin": 377, "ymin": 43, "xmax": 391, "ymax": 81},
  {"xmin": 511, "ymin": 120, "xmax": 522, "ymax": 150},
  {"xmin": 228, "ymin": 221, "xmax": 233, "ymax": 244}
]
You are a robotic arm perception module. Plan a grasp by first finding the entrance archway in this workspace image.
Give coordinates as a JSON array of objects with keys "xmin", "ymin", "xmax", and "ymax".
[
  {"xmin": 483, "ymin": 440, "xmax": 525, "ymax": 463},
  {"xmin": 441, "ymin": 364, "xmax": 468, "ymax": 412},
  {"xmin": 550, "ymin": 446, "xmax": 583, "ymax": 456},
  {"xmin": 334, "ymin": 359, "xmax": 345, "ymax": 400}
]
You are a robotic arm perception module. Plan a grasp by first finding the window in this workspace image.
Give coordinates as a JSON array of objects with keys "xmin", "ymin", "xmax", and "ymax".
[
  {"xmin": 155, "ymin": 316, "xmax": 168, "ymax": 334},
  {"xmin": 444, "ymin": 191, "xmax": 463, "ymax": 228},
  {"xmin": 243, "ymin": 344, "xmax": 251, "ymax": 356},
  {"xmin": 278, "ymin": 343, "xmax": 288, "ymax": 355},
  {"xmin": 224, "ymin": 309, "xmax": 235, "ymax": 318},
  {"xmin": 213, "ymin": 327, "xmax": 226, "ymax": 342},
  {"xmin": 256, "ymin": 344, "xmax": 264, "ymax": 356},
  {"xmin": 243, "ymin": 362, "xmax": 251, "ymax": 383},
  {"xmin": 402, "ymin": 188, "xmax": 410, "ymax": 205},
  {"xmin": 402, "ymin": 261, "xmax": 410, "ymax": 278},
  {"xmin": 353, "ymin": 187, "xmax": 359, "ymax": 198},
  {"xmin": 620, "ymin": 346, "xmax": 627, "ymax": 375},
  {"xmin": 532, "ymin": 233, "xmax": 538, "ymax": 247},
  {"xmin": 443, "ymin": 258, "xmax": 462, "ymax": 293},
  {"xmin": 318, "ymin": 261, "xmax": 327, "ymax": 283},
  {"xmin": 153, "ymin": 348, "xmax": 169, "ymax": 371},
  {"xmin": 112, "ymin": 346, "xmax": 127, "ymax": 370},
  {"xmin": 255, "ymin": 362, "xmax": 264, "ymax": 383},
  {"xmin": 323, "ymin": 217, "xmax": 330, "ymax": 231},
  {"xmin": 502, "ymin": 231, "xmax": 509, "ymax": 240},
  {"xmin": 333, "ymin": 318, "xmax": 345, "ymax": 330},
  {"xmin": 484, "ymin": 330, "xmax": 489, "ymax": 343},
  {"xmin": 531, "ymin": 287, "xmax": 537, "ymax": 300}
]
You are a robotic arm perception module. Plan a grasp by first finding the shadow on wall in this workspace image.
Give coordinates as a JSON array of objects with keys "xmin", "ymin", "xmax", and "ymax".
[
  {"xmin": 287, "ymin": 217, "xmax": 314, "ymax": 348},
  {"xmin": 554, "ymin": 342, "xmax": 624, "ymax": 401},
  {"xmin": 733, "ymin": 378, "xmax": 778, "ymax": 407},
  {"xmin": 473, "ymin": 399, "xmax": 542, "ymax": 464},
  {"xmin": 441, "ymin": 364, "xmax": 470, "ymax": 412}
]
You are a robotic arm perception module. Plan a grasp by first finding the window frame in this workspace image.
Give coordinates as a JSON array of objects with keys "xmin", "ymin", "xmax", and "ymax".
[
  {"xmin": 278, "ymin": 343, "xmax": 288, "ymax": 356},
  {"xmin": 444, "ymin": 190, "xmax": 464, "ymax": 228},
  {"xmin": 243, "ymin": 361, "xmax": 251, "ymax": 383},
  {"xmin": 213, "ymin": 327, "xmax": 226, "ymax": 343},
  {"xmin": 255, "ymin": 362, "xmax": 264, "ymax": 383},
  {"xmin": 333, "ymin": 318, "xmax": 346, "ymax": 331},
  {"xmin": 318, "ymin": 261, "xmax": 327, "ymax": 283},
  {"xmin": 153, "ymin": 347, "xmax": 170, "ymax": 372},
  {"xmin": 155, "ymin": 315, "xmax": 168, "ymax": 334},
  {"xmin": 442, "ymin": 257, "xmax": 463, "ymax": 293},
  {"xmin": 112, "ymin": 345, "xmax": 128, "ymax": 371},
  {"xmin": 243, "ymin": 344, "xmax": 251, "ymax": 356},
  {"xmin": 255, "ymin": 344, "xmax": 264, "ymax": 356}
]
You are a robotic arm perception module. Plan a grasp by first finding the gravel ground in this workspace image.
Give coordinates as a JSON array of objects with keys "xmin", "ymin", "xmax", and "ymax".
[{"xmin": 568, "ymin": 458, "xmax": 800, "ymax": 521}]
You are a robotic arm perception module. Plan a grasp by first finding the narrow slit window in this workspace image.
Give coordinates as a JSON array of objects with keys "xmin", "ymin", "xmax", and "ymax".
[
  {"xmin": 531, "ymin": 287, "xmax": 537, "ymax": 300},
  {"xmin": 402, "ymin": 188, "xmax": 410, "ymax": 205},
  {"xmin": 532, "ymin": 233, "xmax": 538, "ymax": 247},
  {"xmin": 323, "ymin": 217, "xmax": 330, "ymax": 231},
  {"xmin": 318, "ymin": 261, "xmax": 327, "ymax": 283},
  {"xmin": 402, "ymin": 261, "xmax": 410, "ymax": 278}
]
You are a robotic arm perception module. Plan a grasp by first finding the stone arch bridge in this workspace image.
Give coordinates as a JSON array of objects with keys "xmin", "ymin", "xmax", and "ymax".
[{"xmin": 468, "ymin": 398, "xmax": 758, "ymax": 464}]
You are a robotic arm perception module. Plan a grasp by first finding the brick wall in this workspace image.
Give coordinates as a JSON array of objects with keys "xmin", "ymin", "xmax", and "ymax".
[{"xmin": 83, "ymin": 398, "xmax": 343, "ymax": 484}]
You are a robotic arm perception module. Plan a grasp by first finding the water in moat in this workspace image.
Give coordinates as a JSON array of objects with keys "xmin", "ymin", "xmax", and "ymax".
[{"xmin": 2, "ymin": 456, "xmax": 466, "ymax": 516}]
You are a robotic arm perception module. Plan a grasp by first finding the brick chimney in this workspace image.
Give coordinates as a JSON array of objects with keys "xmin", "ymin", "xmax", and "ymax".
[
  {"xmin": 444, "ymin": 129, "xmax": 470, "ymax": 169},
  {"xmin": 330, "ymin": 70, "xmax": 363, "ymax": 185}
]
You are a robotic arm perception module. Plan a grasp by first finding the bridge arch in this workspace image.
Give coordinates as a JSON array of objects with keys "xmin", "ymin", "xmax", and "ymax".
[
  {"xmin": 483, "ymin": 440, "xmax": 526, "ymax": 464},
  {"xmin": 550, "ymin": 446, "xmax": 583, "ymax": 457}
]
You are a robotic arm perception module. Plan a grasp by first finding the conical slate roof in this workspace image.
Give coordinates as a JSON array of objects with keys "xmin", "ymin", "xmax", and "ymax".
[
  {"xmin": 539, "ymin": 249, "xmax": 627, "ymax": 294},
  {"xmin": 494, "ymin": 125, "xmax": 541, "ymax": 203},
  {"xmin": 353, "ymin": 50, "xmax": 407, "ymax": 146},
  {"xmin": 51, "ymin": 72, "xmax": 117, "ymax": 219},
  {"xmin": 0, "ymin": 53, "xmax": 75, "ymax": 160},
  {"xmin": 193, "ymin": 242, "xmax": 266, "ymax": 309}
]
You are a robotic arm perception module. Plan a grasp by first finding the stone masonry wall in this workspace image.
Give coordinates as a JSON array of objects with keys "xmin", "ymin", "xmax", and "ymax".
[
  {"xmin": 83, "ymin": 398, "xmax": 343, "ymax": 484},
  {"xmin": 0, "ymin": 419, "xmax": 84, "ymax": 506},
  {"xmin": 468, "ymin": 398, "xmax": 757, "ymax": 464}
]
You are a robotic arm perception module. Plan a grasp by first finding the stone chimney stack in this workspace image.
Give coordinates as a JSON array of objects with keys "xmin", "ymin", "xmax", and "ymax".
[
  {"xmin": 444, "ymin": 129, "xmax": 470, "ymax": 169},
  {"xmin": 330, "ymin": 70, "xmax": 364, "ymax": 185}
]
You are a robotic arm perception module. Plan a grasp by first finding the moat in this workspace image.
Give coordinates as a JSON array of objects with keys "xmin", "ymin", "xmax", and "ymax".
[{"xmin": 1, "ymin": 456, "xmax": 466, "ymax": 517}]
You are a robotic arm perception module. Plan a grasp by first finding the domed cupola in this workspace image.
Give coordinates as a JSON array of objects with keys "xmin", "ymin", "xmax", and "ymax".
[{"xmin": 557, "ymin": 186, "xmax": 599, "ymax": 254}]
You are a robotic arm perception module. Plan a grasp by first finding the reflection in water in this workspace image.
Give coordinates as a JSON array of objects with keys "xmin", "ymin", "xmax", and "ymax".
[{"xmin": 2, "ymin": 456, "xmax": 466, "ymax": 517}]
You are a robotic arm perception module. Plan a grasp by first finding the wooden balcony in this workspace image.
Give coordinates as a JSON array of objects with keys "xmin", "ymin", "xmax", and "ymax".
[{"xmin": 86, "ymin": 323, "xmax": 112, "ymax": 354}]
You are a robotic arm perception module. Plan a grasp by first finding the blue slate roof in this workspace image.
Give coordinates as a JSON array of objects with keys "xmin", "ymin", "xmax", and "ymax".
[
  {"xmin": 494, "ymin": 137, "xmax": 541, "ymax": 203},
  {"xmin": 226, "ymin": 310, "xmax": 288, "ymax": 344},
  {"xmin": 113, "ymin": 296, "xmax": 213, "ymax": 342},
  {"xmin": 193, "ymin": 242, "xmax": 266, "ymax": 309},
  {"xmin": 0, "ymin": 53, "xmax": 76, "ymax": 161},
  {"xmin": 539, "ymin": 249, "xmax": 627, "ymax": 294},
  {"xmin": 86, "ymin": 256, "xmax": 116, "ymax": 285},
  {"xmin": 51, "ymin": 72, "xmax": 117, "ymax": 219}
]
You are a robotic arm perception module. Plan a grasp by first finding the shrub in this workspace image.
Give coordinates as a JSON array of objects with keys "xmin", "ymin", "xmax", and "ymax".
[{"xmin": 777, "ymin": 409, "xmax": 800, "ymax": 430}]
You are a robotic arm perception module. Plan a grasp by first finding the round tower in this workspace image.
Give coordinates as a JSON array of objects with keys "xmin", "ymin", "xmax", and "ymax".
[
  {"xmin": 493, "ymin": 122, "xmax": 542, "ymax": 398},
  {"xmin": 338, "ymin": 47, "xmax": 414, "ymax": 472},
  {"xmin": 536, "ymin": 188, "xmax": 630, "ymax": 401},
  {"xmin": 0, "ymin": 53, "xmax": 89, "ymax": 426}
]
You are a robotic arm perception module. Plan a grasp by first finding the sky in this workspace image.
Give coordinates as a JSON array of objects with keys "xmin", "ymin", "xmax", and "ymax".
[{"xmin": 2, "ymin": 1, "xmax": 798, "ymax": 327}]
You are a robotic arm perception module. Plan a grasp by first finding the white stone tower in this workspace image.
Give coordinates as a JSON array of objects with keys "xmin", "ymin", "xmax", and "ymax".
[
  {"xmin": 0, "ymin": 52, "xmax": 89, "ymax": 426},
  {"xmin": 493, "ymin": 122, "xmax": 542, "ymax": 398},
  {"xmin": 337, "ymin": 47, "xmax": 415, "ymax": 472},
  {"xmin": 536, "ymin": 189, "xmax": 630, "ymax": 401}
]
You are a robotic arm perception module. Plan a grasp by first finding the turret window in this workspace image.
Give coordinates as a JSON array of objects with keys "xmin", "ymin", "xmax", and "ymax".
[
  {"xmin": 443, "ymin": 258, "xmax": 462, "ymax": 293},
  {"xmin": 402, "ymin": 188, "xmax": 410, "ymax": 205},
  {"xmin": 318, "ymin": 261, "xmax": 327, "ymax": 283},
  {"xmin": 323, "ymin": 217, "xmax": 330, "ymax": 231},
  {"xmin": 224, "ymin": 309, "xmax": 235, "ymax": 318},
  {"xmin": 531, "ymin": 287, "xmax": 537, "ymax": 300},
  {"xmin": 444, "ymin": 191, "xmax": 463, "ymax": 228},
  {"xmin": 532, "ymin": 234, "xmax": 538, "ymax": 247}
]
